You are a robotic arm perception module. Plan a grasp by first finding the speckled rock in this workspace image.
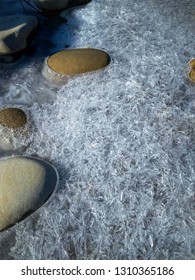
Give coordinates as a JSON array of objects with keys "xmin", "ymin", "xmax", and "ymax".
[
  {"xmin": 0, "ymin": 15, "xmax": 38, "ymax": 55},
  {"xmin": 0, "ymin": 108, "xmax": 27, "ymax": 129},
  {"xmin": 0, "ymin": 156, "xmax": 58, "ymax": 231},
  {"xmin": 47, "ymin": 48, "xmax": 110, "ymax": 75},
  {"xmin": 34, "ymin": 0, "xmax": 69, "ymax": 11}
]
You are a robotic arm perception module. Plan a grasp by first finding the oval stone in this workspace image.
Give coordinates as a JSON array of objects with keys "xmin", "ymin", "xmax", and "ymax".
[
  {"xmin": 0, "ymin": 108, "xmax": 27, "ymax": 129},
  {"xmin": 47, "ymin": 48, "xmax": 111, "ymax": 75},
  {"xmin": 0, "ymin": 156, "xmax": 58, "ymax": 231}
]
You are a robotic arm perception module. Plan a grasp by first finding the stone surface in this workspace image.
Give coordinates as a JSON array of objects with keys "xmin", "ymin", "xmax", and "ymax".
[
  {"xmin": 189, "ymin": 68, "xmax": 195, "ymax": 82},
  {"xmin": 0, "ymin": 156, "xmax": 58, "ymax": 231},
  {"xmin": 188, "ymin": 59, "xmax": 195, "ymax": 82},
  {"xmin": 189, "ymin": 59, "xmax": 195, "ymax": 68},
  {"xmin": 34, "ymin": 0, "xmax": 69, "ymax": 11},
  {"xmin": 0, "ymin": 137, "xmax": 14, "ymax": 152},
  {"xmin": 0, "ymin": 15, "xmax": 38, "ymax": 55},
  {"xmin": 47, "ymin": 48, "xmax": 111, "ymax": 75},
  {"xmin": 0, "ymin": 108, "xmax": 27, "ymax": 129}
]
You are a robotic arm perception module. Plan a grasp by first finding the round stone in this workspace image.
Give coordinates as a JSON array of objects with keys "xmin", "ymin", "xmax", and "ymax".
[
  {"xmin": 0, "ymin": 108, "xmax": 27, "ymax": 129},
  {"xmin": 47, "ymin": 48, "xmax": 111, "ymax": 75},
  {"xmin": 0, "ymin": 156, "xmax": 58, "ymax": 231}
]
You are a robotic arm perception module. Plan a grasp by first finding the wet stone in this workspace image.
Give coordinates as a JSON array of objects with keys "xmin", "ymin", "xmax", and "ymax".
[
  {"xmin": 0, "ymin": 108, "xmax": 27, "ymax": 129},
  {"xmin": 0, "ymin": 156, "xmax": 58, "ymax": 232}
]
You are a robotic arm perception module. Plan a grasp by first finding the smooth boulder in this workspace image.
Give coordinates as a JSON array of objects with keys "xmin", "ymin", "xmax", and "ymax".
[
  {"xmin": 47, "ymin": 48, "xmax": 111, "ymax": 76},
  {"xmin": 0, "ymin": 108, "xmax": 27, "ymax": 129},
  {"xmin": 0, "ymin": 156, "xmax": 58, "ymax": 231},
  {"xmin": 34, "ymin": 0, "xmax": 69, "ymax": 11},
  {"xmin": 0, "ymin": 15, "xmax": 38, "ymax": 55}
]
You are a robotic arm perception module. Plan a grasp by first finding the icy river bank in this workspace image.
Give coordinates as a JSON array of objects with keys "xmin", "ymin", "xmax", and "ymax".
[{"xmin": 0, "ymin": 0, "xmax": 195, "ymax": 259}]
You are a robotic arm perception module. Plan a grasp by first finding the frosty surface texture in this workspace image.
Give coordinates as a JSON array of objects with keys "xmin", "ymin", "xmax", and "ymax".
[{"xmin": 0, "ymin": 0, "xmax": 195, "ymax": 260}]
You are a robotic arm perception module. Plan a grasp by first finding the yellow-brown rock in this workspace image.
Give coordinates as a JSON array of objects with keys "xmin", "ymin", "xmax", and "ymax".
[
  {"xmin": 188, "ymin": 59, "xmax": 195, "ymax": 82},
  {"xmin": 189, "ymin": 68, "xmax": 195, "ymax": 82},
  {"xmin": 0, "ymin": 108, "xmax": 27, "ymax": 129},
  {"xmin": 189, "ymin": 59, "xmax": 195, "ymax": 68},
  {"xmin": 47, "ymin": 48, "xmax": 111, "ymax": 75}
]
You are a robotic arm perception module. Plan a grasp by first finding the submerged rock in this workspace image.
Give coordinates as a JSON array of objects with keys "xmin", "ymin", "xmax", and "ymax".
[
  {"xmin": 43, "ymin": 48, "xmax": 111, "ymax": 83},
  {"xmin": 0, "ymin": 156, "xmax": 58, "ymax": 231},
  {"xmin": 0, "ymin": 108, "xmax": 27, "ymax": 129},
  {"xmin": 0, "ymin": 15, "xmax": 38, "ymax": 56}
]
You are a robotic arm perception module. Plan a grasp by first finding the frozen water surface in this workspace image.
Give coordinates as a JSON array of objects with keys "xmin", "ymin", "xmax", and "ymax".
[{"xmin": 0, "ymin": 0, "xmax": 195, "ymax": 259}]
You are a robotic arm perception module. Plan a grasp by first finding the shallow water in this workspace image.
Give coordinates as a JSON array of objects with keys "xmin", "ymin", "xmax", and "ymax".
[{"xmin": 0, "ymin": 0, "xmax": 195, "ymax": 259}]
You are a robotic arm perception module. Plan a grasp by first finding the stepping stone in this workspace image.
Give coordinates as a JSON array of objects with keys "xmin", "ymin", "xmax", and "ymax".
[
  {"xmin": 0, "ymin": 108, "xmax": 27, "ymax": 129},
  {"xmin": 0, "ymin": 15, "xmax": 38, "ymax": 56},
  {"xmin": 0, "ymin": 156, "xmax": 58, "ymax": 232},
  {"xmin": 43, "ymin": 48, "xmax": 111, "ymax": 83}
]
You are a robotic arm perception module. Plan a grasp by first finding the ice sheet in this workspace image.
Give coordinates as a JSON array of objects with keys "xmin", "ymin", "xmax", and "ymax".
[{"xmin": 0, "ymin": 0, "xmax": 195, "ymax": 259}]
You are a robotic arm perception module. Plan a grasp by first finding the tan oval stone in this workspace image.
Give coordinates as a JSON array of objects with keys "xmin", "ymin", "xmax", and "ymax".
[
  {"xmin": 0, "ymin": 108, "xmax": 27, "ymax": 129},
  {"xmin": 189, "ymin": 59, "xmax": 195, "ymax": 68},
  {"xmin": 189, "ymin": 68, "xmax": 195, "ymax": 82},
  {"xmin": 47, "ymin": 48, "xmax": 111, "ymax": 75},
  {"xmin": 0, "ymin": 15, "xmax": 38, "ymax": 55},
  {"xmin": 0, "ymin": 156, "xmax": 58, "ymax": 231}
]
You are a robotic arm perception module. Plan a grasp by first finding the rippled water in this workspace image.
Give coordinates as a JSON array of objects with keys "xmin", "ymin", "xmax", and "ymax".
[{"xmin": 0, "ymin": 0, "xmax": 195, "ymax": 259}]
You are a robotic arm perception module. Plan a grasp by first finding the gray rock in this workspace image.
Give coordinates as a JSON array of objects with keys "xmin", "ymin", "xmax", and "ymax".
[
  {"xmin": 34, "ymin": 0, "xmax": 69, "ymax": 11},
  {"xmin": 0, "ymin": 15, "xmax": 38, "ymax": 55}
]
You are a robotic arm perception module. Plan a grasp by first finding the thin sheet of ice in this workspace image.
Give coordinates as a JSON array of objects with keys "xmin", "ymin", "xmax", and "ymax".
[{"xmin": 0, "ymin": 0, "xmax": 195, "ymax": 259}]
